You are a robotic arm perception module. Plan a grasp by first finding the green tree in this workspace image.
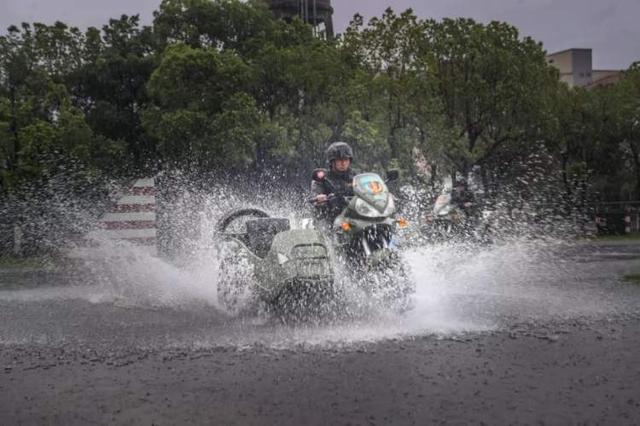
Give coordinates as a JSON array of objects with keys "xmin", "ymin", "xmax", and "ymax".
[
  {"xmin": 611, "ymin": 64, "xmax": 640, "ymax": 199},
  {"xmin": 0, "ymin": 22, "xmax": 125, "ymax": 192},
  {"xmin": 341, "ymin": 9, "xmax": 436, "ymax": 171},
  {"xmin": 144, "ymin": 43, "xmax": 258, "ymax": 168},
  {"xmin": 69, "ymin": 15, "xmax": 157, "ymax": 171},
  {"xmin": 422, "ymin": 18, "xmax": 559, "ymax": 181},
  {"xmin": 153, "ymin": 0, "xmax": 273, "ymax": 54}
]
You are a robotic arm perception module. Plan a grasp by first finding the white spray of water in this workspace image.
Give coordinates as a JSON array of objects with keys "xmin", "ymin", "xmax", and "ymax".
[
  {"xmin": 1, "ymin": 185, "xmax": 638, "ymax": 348},
  {"xmin": 0, "ymin": 233, "xmax": 221, "ymax": 309},
  {"xmin": 2, "ymin": 235, "xmax": 634, "ymax": 349}
]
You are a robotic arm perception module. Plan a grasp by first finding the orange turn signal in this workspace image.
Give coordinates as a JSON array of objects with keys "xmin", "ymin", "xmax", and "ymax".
[
  {"xmin": 341, "ymin": 222, "xmax": 351, "ymax": 232},
  {"xmin": 397, "ymin": 218, "xmax": 409, "ymax": 229}
]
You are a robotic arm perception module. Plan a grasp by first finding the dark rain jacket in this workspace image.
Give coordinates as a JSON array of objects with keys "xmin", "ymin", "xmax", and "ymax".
[
  {"xmin": 310, "ymin": 169, "xmax": 356, "ymax": 223},
  {"xmin": 450, "ymin": 189, "xmax": 476, "ymax": 215}
]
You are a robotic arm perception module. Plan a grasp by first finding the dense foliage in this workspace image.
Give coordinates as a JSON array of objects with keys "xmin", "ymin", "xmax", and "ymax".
[{"xmin": 0, "ymin": 0, "xmax": 638, "ymax": 201}]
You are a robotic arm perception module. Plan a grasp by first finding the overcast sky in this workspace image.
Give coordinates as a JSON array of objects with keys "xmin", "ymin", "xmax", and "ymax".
[{"xmin": 1, "ymin": 0, "xmax": 638, "ymax": 69}]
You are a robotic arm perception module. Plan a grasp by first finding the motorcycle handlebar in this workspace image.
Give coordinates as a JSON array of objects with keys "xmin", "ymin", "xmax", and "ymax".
[{"xmin": 308, "ymin": 193, "xmax": 338, "ymax": 205}]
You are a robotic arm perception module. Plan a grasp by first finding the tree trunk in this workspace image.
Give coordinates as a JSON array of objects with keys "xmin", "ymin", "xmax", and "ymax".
[
  {"xmin": 480, "ymin": 166, "xmax": 489, "ymax": 196},
  {"xmin": 13, "ymin": 224, "xmax": 23, "ymax": 256},
  {"xmin": 629, "ymin": 140, "xmax": 640, "ymax": 200},
  {"xmin": 561, "ymin": 152, "xmax": 572, "ymax": 197},
  {"xmin": 9, "ymin": 85, "xmax": 19, "ymax": 173}
]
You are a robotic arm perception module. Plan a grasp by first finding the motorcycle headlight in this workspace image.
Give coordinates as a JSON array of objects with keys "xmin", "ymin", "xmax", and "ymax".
[{"xmin": 355, "ymin": 198, "xmax": 382, "ymax": 218}]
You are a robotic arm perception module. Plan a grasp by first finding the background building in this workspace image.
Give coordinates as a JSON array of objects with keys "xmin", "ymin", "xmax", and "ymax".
[
  {"xmin": 546, "ymin": 48, "xmax": 622, "ymax": 88},
  {"xmin": 264, "ymin": 0, "xmax": 334, "ymax": 38}
]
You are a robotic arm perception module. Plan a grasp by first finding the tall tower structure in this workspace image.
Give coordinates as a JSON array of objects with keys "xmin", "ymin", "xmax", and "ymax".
[{"xmin": 264, "ymin": 0, "xmax": 334, "ymax": 38}]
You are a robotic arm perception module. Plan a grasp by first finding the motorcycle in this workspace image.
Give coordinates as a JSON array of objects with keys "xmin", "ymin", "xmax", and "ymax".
[
  {"xmin": 310, "ymin": 169, "xmax": 414, "ymax": 310},
  {"xmin": 424, "ymin": 192, "xmax": 466, "ymax": 240},
  {"xmin": 215, "ymin": 170, "xmax": 414, "ymax": 320},
  {"xmin": 424, "ymin": 190, "xmax": 492, "ymax": 243}
]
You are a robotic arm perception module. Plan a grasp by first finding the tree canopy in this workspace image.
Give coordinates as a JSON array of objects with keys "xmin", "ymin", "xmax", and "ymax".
[{"xmin": 0, "ymin": 0, "xmax": 638, "ymax": 202}]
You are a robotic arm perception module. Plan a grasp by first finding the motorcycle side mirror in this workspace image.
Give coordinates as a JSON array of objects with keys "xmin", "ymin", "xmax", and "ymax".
[
  {"xmin": 312, "ymin": 168, "xmax": 328, "ymax": 182},
  {"xmin": 386, "ymin": 169, "xmax": 400, "ymax": 183}
]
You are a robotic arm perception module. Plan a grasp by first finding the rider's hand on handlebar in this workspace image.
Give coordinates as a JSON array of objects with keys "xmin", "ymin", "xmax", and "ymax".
[{"xmin": 314, "ymin": 194, "xmax": 328, "ymax": 205}]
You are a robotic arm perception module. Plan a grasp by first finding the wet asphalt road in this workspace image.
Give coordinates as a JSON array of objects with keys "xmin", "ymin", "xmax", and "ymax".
[{"xmin": 1, "ymin": 241, "xmax": 640, "ymax": 425}]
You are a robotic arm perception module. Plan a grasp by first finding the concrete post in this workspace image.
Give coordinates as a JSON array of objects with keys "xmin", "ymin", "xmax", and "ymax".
[{"xmin": 13, "ymin": 224, "xmax": 22, "ymax": 256}]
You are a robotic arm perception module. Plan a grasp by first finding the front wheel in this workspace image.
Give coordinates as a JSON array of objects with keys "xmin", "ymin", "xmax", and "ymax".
[
  {"xmin": 358, "ymin": 252, "xmax": 415, "ymax": 313},
  {"xmin": 378, "ymin": 258, "xmax": 414, "ymax": 312}
]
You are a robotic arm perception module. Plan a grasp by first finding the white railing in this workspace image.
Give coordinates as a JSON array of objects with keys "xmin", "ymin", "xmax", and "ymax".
[{"xmin": 594, "ymin": 202, "xmax": 640, "ymax": 234}]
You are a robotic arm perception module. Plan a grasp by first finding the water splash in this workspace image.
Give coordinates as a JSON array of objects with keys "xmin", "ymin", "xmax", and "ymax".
[{"xmin": 0, "ymin": 175, "xmax": 638, "ymax": 349}]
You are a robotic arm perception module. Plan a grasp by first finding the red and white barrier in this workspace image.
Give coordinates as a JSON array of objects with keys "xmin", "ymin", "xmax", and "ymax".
[
  {"xmin": 68, "ymin": 177, "xmax": 158, "ymax": 258},
  {"xmin": 99, "ymin": 178, "xmax": 157, "ymax": 249},
  {"xmin": 625, "ymin": 213, "xmax": 632, "ymax": 234}
]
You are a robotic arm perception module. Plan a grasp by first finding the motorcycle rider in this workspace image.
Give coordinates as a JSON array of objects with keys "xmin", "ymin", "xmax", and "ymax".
[
  {"xmin": 311, "ymin": 142, "xmax": 356, "ymax": 223},
  {"xmin": 451, "ymin": 179, "xmax": 476, "ymax": 216}
]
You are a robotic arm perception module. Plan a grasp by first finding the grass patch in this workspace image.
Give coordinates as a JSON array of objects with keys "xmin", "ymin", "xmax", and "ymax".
[
  {"xmin": 577, "ymin": 234, "xmax": 640, "ymax": 245},
  {"xmin": 590, "ymin": 233, "xmax": 640, "ymax": 242},
  {"xmin": 0, "ymin": 256, "xmax": 57, "ymax": 269},
  {"xmin": 624, "ymin": 274, "xmax": 640, "ymax": 284}
]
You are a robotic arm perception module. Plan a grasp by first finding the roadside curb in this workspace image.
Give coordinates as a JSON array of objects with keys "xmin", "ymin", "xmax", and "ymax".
[{"xmin": 0, "ymin": 268, "xmax": 71, "ymax": 289}]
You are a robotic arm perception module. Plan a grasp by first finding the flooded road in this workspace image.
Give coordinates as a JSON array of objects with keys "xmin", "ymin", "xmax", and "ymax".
[{"xmin": 1, "ymin": 240, "xmax": 640, "ymax": 424}]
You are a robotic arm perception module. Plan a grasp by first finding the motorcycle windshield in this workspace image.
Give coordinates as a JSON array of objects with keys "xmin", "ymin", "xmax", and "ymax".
[{"xmin": 353, "ymin": 173, "xmax": 389, "ymax": 212}]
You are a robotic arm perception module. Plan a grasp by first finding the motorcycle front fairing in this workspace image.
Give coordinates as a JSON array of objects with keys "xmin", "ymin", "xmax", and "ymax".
[
  {"xmin": 344, "ymin": 173, "xmax": 396, "ymax": 220},
  {"xmin": 332, "ymin": 173, "xmax": 398, "ymax": 262}
]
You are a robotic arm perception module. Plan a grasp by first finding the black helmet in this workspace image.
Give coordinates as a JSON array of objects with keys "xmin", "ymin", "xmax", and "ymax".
[{"xmin": 326, "ymin": 142, "xmax": 353, "ymax": 163}]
